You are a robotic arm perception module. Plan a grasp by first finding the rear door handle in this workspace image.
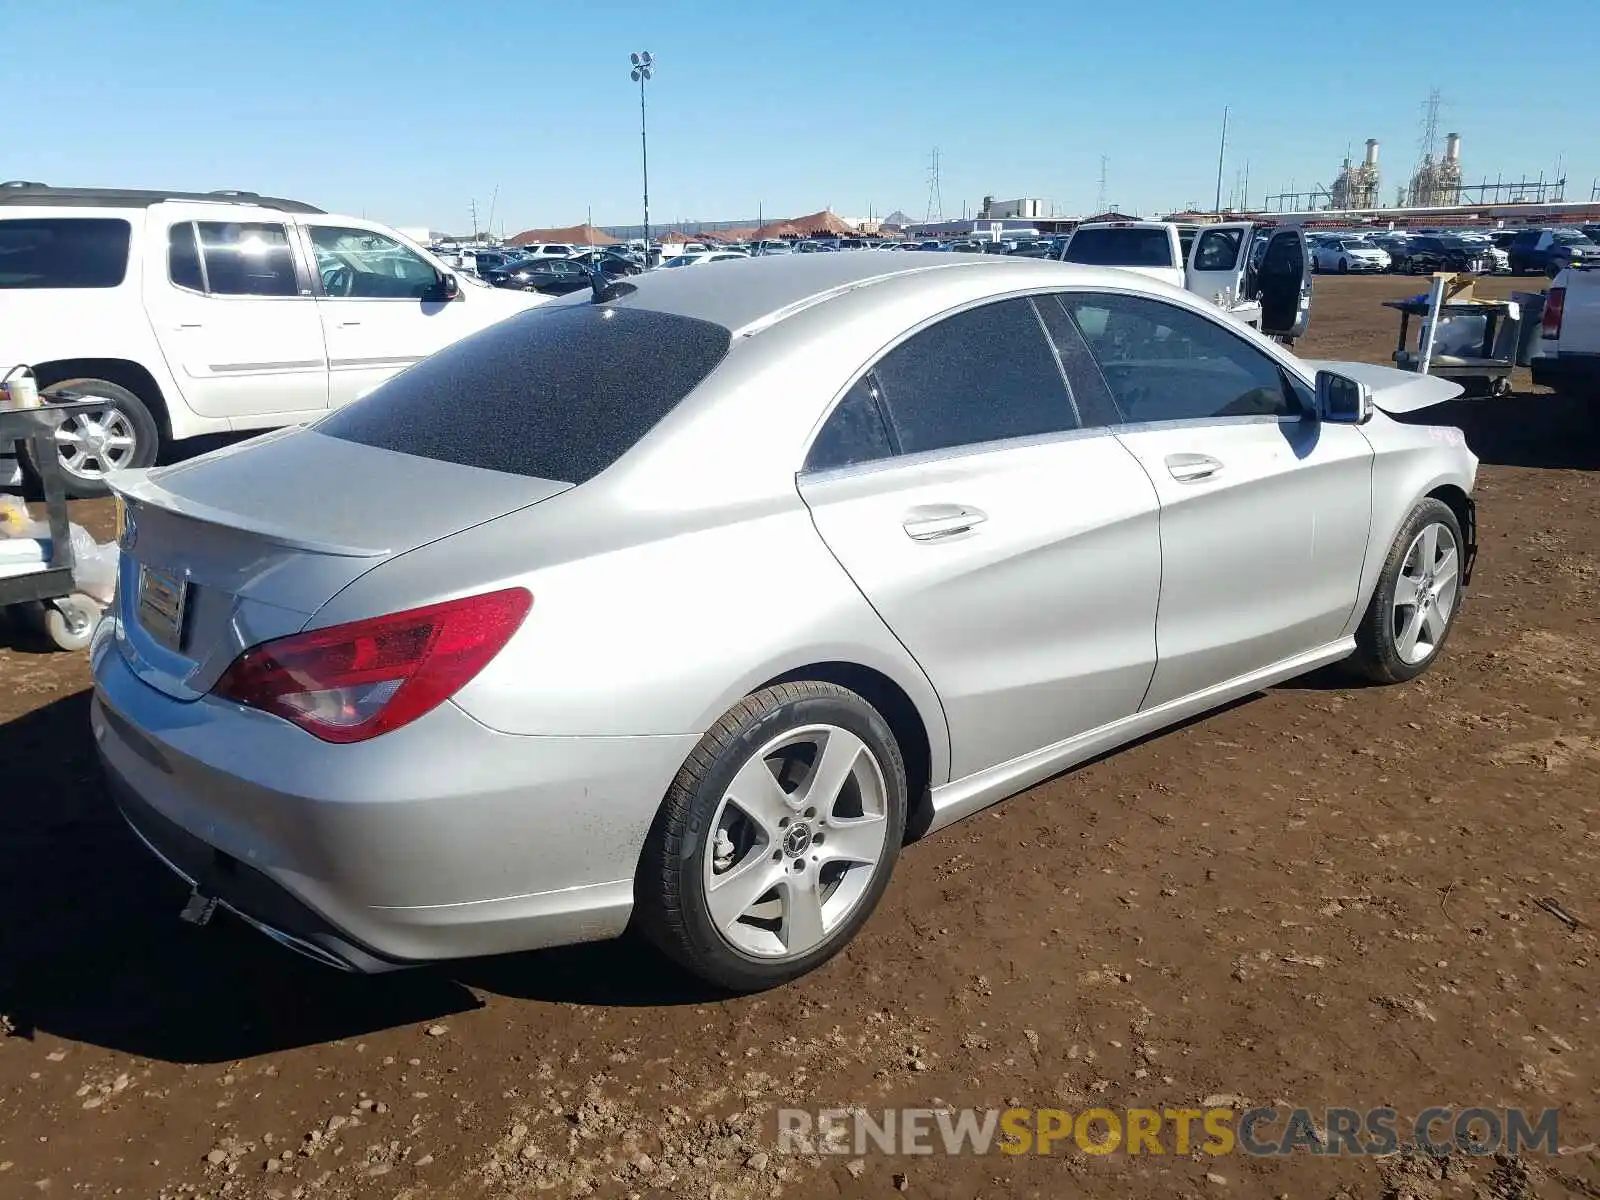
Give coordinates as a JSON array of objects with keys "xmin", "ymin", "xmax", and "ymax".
[
  {"xmin": 902, "ymin": 504, "xmax": 988, "ymax": 541},
  {"xmin": 339, "ymin": 320, "xmax": 362, "ymax": 328},
  {"xmin": 1165, "ymin": 453, "xmax": 1223, "ymax": 482}
]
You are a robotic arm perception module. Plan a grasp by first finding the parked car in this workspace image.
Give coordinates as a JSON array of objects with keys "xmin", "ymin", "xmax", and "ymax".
[
  {"xmin": 1531, "ymin": 261, "xmax": 1600, "ymax": 394},
  {"xmin": 1391, "ymin": 236, "xmax": 1489, "ymax": 275},
  {"xmin": 1506, "ymin": 228, "xmax": 1600, "ymax": 276},
  {"xmin": 514, "ymin": 243, "xmax": 580, "ymax": 259},
  {"xmin": 0, "ymin": 184, "xmax": 547, "ymax": 496},
  {"xmin": 1060, "ymin": 220, "xmax": 1312, "ymax": 340},
  {"xmin": 660, "ymin": 251, "xmax": 749, "ymax": 268},
  {"xmin": 95, "ymin": 253, "xmax": 1477, "ymax": 991},
  {"xmin": 495, "ymin": 258, "xmax": 596, "ymax": 295},
  {"xmin": 1312, "ymin": 237, "xmax": 1391, "ymax": 274}
]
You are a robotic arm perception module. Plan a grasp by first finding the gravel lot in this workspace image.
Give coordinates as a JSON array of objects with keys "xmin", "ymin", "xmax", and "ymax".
[{"xmin": 1, "ymin": 274, "xmax": 1595, "ymax": 1200}]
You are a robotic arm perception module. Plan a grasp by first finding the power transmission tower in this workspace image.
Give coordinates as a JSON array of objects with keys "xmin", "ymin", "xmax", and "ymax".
[
  {"xmin": 469, "ymin": 198, "xmax": 480, "ymax": 241},
  {"xmin": 924, "ymin": 148, "xmax": 943, "ymax": 222},
  {"xmin": 1097, "ymin": 155, "xmax": 1108, "ymax": 214},
  {"xmin": 1418, "ymin": 87, "xmax": 1442, "ymax": 165}
]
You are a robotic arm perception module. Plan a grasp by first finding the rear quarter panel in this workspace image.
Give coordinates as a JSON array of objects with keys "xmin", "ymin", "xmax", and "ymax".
[
  {"xmin": 309, "ymin": 487, "xmax": 955, "ymax": 782},
  {"xmin": 1552, "ymin": 270, "xmax": 1600, "ymax": 356}
]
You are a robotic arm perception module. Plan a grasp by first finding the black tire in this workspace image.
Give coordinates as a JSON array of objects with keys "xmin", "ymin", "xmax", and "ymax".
[
  {"xmin": 1338, "ymin": 258, "xmax": 1349, "ymax": 274},
  {"xmin": 1347, "ymin": 497, "xmax": 1465, "ymax": 684},
  {"xmin": 636, "ymin": 681, "xmax": 907, "ymax": 992},
  {"xmin": 21, "ymin": 378, "xmax": 160, "ymax": 498}
]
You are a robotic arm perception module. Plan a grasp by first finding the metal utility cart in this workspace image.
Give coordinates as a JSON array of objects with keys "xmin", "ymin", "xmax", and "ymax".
[
  {"xmin": 0, "ymin": 401, "xmax": 108, "ymax": 650},
  {"xmin": 1383, "ymin": 273, "xmax": 1531, "ymax": 398}
]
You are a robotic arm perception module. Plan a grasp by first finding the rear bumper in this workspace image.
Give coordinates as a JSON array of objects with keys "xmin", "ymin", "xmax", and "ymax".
[
  {"xmin": 1531, "ymin": 352, "xmax": 1600, "ymax": 393},
  {"xmin": 91, "ymin": 636, "xmax": 697, "ymax": 969}
]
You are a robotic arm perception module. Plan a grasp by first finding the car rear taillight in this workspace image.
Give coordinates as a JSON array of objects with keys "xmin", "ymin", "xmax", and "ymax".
[
  {"xmin": 213, "ymin": 588, "xmax": 531, "ymax": 743},
  {"xmin": 1542, "ymin": 287, "xmax": 1566, "ymax": 340}
]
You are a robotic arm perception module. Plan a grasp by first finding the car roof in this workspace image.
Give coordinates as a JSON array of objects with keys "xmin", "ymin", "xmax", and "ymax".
[{"xmin": 594, "ymin": 253, "xmax": 1150, "ymax": 337}]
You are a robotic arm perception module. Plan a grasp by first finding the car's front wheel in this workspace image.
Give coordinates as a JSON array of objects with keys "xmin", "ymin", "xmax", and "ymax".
[
  {"xmin": 636, "ymin": 681, "xmax": 907, "ymax": 991},
  {"xmin": 1348, "ymin": 497, "xmax": 1465, "ymax": 683}
]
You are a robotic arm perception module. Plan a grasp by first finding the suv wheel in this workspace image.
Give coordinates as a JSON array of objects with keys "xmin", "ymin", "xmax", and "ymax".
[{"xmin": 22, "ymin": 379, "xmax": 160, "ymax": 498}]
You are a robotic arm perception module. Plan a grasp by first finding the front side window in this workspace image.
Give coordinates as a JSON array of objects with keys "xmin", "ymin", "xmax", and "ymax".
[
  {"xmin": 309, "ymin": 226, "xmax": 439, "ymax": 298},
  {"xmin": 871, "ymin": 298, "xmax": 1078, "ymax": 456},
  {"xmin": 0, "ymin": 218, "xmax": 131, "ymax": 289},
  {"xmin": 197, "ymin": 221, "xmax": 299, "ymax": 296},
  {"xmin": 1060, "ymin": 292, "xmax": 1299, "ymax": 423},
  {"xmin": 1194, "ymin": 228, "xmax": 1244, "ymax": 271}
]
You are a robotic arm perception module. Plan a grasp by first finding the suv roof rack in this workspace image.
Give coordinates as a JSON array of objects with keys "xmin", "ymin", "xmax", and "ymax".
[{"xmin": 0, "ymin": 184, "xmax": 324, "ymax": 214}]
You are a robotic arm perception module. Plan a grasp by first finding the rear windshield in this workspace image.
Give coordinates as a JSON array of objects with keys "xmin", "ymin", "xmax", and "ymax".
[
  {"xmin": 1062, "ymin": 227, "xmax": 1173, "ymax": 268},
  {"xmin": 0, "ymin": 218, "xmax": 132, "ymax": 288},
  {"xmin": 318, "ymin": 303, "xmax": 732, "ymax": 484}
]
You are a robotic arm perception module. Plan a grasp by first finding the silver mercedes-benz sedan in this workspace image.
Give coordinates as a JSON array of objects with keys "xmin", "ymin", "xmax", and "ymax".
[{"xmin": 92, "ymin": 253, "xmax": 1478, "ymax": 991}]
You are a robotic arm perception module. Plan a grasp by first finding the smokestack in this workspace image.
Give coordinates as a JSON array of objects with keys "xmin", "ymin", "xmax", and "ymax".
[
  {"xmin": 1364, "ymin": 138, "xmax": 1379, "ymax": 166},
  {"xmin": 1445, "ymin": 133, "xmax": 1461, "ymax": 163}
]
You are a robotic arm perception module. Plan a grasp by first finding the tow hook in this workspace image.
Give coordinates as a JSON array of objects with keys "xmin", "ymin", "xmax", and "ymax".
[{"xmin": 179, "ymin": 890, "xmax": 219, "ymax": 927}]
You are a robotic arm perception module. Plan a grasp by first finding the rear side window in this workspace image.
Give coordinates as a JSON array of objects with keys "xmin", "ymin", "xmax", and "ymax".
[
  {"xmin": 197, "ymin": 221, "xmax": 299, "ymax": 296},
  {"xmin": 871, "ymin": 298, "xmax": 1078, "ymax": 455},
  {"xmin": 1063, "ymin": 227, "xmax": 1173, "ymax": 268},
  {"xmin": 806, "ymin": 375, "xmax": 894, "ymax": 472},
  {"xmin": 319, "ymin": 304, "xmax": 732, "ymax": 483},
  {"xmin": 0, "ymin": 218, "xmax": 131, "ymax": 288},
  {"xmin": 168, "ymin": 222, "xmax": 204, "ymax": 290}
]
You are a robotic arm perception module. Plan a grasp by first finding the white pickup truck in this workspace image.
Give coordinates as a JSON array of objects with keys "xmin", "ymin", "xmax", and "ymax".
[
  {"xmin": 1532, "ymin": 265, "xmax": 1600, "ymax": 394},
  {"xmin": 1059, "ymin": 220, "xmax": 1313, "ymax": 342}
]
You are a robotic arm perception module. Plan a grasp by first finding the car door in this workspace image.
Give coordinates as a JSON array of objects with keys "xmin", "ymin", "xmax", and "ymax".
[
  {"xmin": 299, "ymin": 220, "xmax": 468, "ymax": 409},
  {"xmin": 1185, "ymin": 221, "xmax": 1254, "ymax": 303},
  {"xmin": 142, "ymin": 208, "xmax": 328, "ymax": 422},
  {"xmin": 797, "ymin": 295, "xmax": 1162, "ymax": 781},
  {"xmin": 1254, "ymin": 228, "xmax": 1312, "ymax": 338},
  {"xmin": 1059, "ymin": 290, "xmax": 1373, "ymax": 710}
]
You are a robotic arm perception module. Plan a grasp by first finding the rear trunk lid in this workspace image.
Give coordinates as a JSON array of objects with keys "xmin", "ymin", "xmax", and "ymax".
[{"xmin": 109, "ymin": 426, "xmax": 570, "ymax": 701}]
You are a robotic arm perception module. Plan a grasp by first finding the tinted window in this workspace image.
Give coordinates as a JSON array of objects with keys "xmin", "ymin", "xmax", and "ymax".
[
  {"xmin": 168, "ymin": 222, "xmax": 204, "ymax": 291},
  {"xmin": 0, "ymin": 218, "xmax": 130, "ymax": 288},
  {"xmin": 871, "ymin": 298, "xmax": 1077, "ymax": 455},
  {"xmin": 1194, "ymin": 228, "xmax": 1244, "ymax": 271},
  {"xmin": 320, "ymin": 305, "xmax": 732, "ymax": 483},
  {"xmin": 197, "ymin": 222, "xmax": 299, "ymax": 296},
  {"xmin": 1063, "ymin": 227, "xmax": 1173, "ymax": 268},
  {"xmin": 1032, "ymin": 295, "xmax": 1127, "ymax": 429},
  {"xmin": 805, "ymin": 375, "xmax": 894, "ymax": 472},
  {"xmin": 1061, "ymin": 293, "xmax": 1299, "ymax": 422}
]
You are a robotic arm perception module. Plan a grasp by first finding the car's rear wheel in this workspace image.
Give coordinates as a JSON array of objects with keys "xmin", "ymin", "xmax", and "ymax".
[
  {"xmin": 21, "ymin": 378, "xmax": 160, "ymax": 498},
  {"xmin": 636, "ymin": 682, "xmax": 906, "ymax": 992},
  {"xmin": 1348, "ymin": 498, "xmax": 1464, "ymax": 684}
]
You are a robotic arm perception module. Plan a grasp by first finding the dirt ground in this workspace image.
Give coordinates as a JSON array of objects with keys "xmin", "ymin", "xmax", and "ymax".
[{"xmin": 1, "ymin": 274, "xmax": 1595, "ymax": 1200}]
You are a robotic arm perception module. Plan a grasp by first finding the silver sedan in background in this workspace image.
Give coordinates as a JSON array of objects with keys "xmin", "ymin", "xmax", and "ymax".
[{"xmin": 94, "ymin": 254, "xmax": 1478, "ymax": 991}]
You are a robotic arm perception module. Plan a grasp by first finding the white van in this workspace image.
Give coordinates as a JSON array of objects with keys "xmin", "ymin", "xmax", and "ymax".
[{"xmin": 0, "ymin": 185, "xmax": 549, "ymax": 495}]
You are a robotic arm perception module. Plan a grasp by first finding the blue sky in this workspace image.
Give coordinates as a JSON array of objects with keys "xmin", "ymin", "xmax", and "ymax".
[{"xmin": 6, "ymin": 0, "xmax": 1597, "ymax": 233}]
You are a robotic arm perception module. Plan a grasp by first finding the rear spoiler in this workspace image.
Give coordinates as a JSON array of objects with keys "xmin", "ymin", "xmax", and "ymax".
[{"xmin": 110, "ymin": 469, "xmax": 390, "ymax": 559}]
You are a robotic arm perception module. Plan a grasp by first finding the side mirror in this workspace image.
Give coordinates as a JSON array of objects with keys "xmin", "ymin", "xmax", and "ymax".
[
  {"xmin": 1315, "ymin": 369, "xmax": 1371, "ymax": 424},
  {"xmin": 436, "ymin": 272, "xmax": 460, "ymax": 300}
]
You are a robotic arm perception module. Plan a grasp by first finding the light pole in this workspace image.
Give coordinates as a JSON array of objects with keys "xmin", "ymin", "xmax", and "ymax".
[{"xmin": 630, "ymin": 51, "xmax": 654, "ymax": 258}]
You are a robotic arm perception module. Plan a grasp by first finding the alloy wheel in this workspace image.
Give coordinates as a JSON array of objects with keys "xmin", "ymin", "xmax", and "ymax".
[
  {"xmin": 1392, "ymin": 522, "xmax": 1460, "ymax": 665},
  {"xmin": 702, "ymin": 724, "xmax": 890, "ymax": 961},
  {"xmin": 55, "ymin": 407, "xmax": 139, "ymax": 481}
]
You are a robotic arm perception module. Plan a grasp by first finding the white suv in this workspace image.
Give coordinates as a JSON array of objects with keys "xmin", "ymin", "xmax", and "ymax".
[{"xmin": 0, "ymin": 185, "xmax": 551, "ymax": 495}]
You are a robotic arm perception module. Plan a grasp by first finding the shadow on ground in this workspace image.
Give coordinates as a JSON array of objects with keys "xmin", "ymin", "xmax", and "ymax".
[
  {"xmin": 0, "ymin": 690, "xmax": 726, "ymax": 1064},
  {"xmin": 1401, "ymin": 389, "xmax": 1600, "ymax": 471}
]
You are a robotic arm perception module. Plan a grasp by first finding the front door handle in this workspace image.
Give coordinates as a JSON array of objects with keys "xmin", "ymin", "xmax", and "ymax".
[
  {"xmin": 903, "ymin": 504, "xmax": 988, "ymax": 541},
  {"xmin": 1165, "ymin": 453, "xmax": 1224, "ymax": 482},
  {"xmin": 339, "ymin": 320, "xmax": 362, "ymax": 328}
]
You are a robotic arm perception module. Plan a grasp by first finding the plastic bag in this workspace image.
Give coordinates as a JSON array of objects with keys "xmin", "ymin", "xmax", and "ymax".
[
  {"xmin": 70, "ymin": 524, "xmax": 119, "ymax": 605},
  {"xmin": 0, "ymin": 494, "xmax": 118, "ymax": 604}
]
